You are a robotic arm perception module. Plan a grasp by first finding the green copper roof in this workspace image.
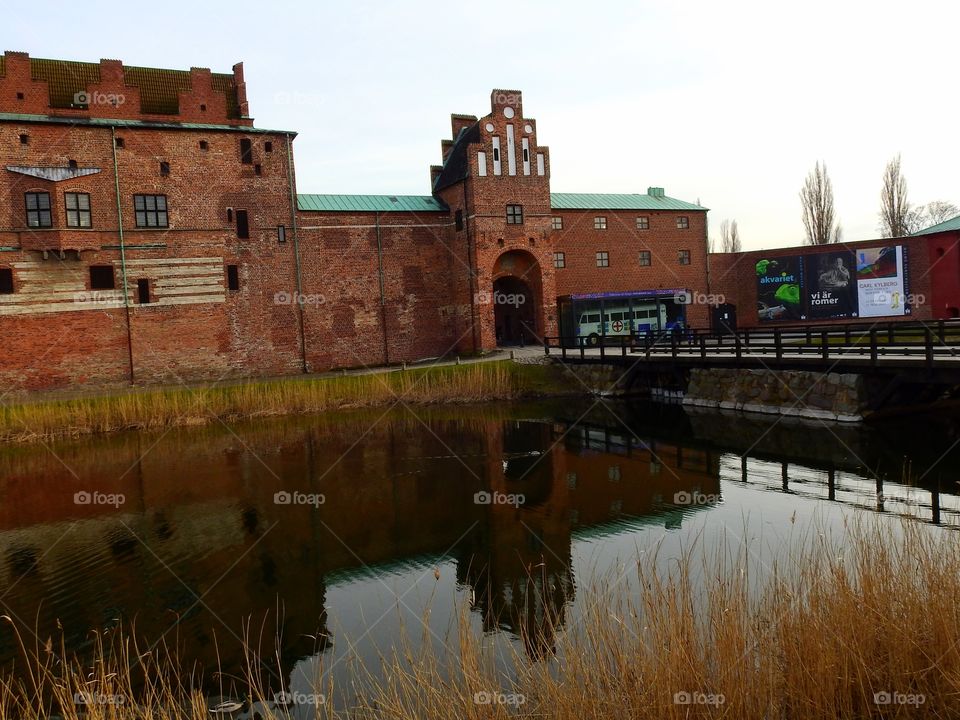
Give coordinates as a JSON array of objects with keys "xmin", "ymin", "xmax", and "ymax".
[
  {"xmin": 297, "ymin": 194, "xmax": 448, "ymax": 213},
  {"xmin": 550, "ymin": 192, "xmax": 706, "ymax": 211},
  {"xmin": 912, "ymin": 213, "xmax": 960, "ymax": 236}
]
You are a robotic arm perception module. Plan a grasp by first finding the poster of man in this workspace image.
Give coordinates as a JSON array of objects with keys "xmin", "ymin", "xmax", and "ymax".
[
  {"xmin": 805, "ymin": 251, "xmax": 858, "ymax": 319},
  {"xmin": 756, "ymin": 256, "xmax": 803, "ymax": 322}
]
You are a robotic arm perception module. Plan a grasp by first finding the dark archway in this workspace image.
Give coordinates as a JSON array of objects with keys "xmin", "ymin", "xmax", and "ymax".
[{"xmin": 493, "ymin": 275, "xmax": 536, "ymax": 345}]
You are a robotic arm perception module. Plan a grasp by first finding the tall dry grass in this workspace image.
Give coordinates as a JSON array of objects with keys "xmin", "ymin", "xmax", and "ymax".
[
  {"xmin": 2, "ymin": 517, "xmax": 957, "ymax": 718},
  {"xmin": 0, "ymin": 361, "xmax": 563, "ymax": 444}
]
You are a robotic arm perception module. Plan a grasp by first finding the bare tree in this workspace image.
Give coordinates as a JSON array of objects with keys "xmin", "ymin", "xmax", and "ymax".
[
  {"xmin": 800, "ymin": 162, "xmax": 838, "ymax": 245},
  {"xmin": 879, "ymin": 154, "xmax": 910, "ymax": 237},
  {"xmin": 905, "ymin": 200, "xmax": 959, "ymax": 233},
  {"xmin": 718, "ymin": 219, "xmax": 742, "ymax": 253}
]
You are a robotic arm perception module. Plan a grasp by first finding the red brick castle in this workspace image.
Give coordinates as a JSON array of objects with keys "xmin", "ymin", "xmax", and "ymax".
[{"xmin": 0, "ymin": 53, "xmax": 709, "ymax": 391}]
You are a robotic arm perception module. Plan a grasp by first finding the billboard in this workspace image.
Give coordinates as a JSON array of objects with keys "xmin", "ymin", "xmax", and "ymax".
[
  {"xmin": 756, "ymin": 256, "xmax": 803, "ymax": 322},
  {"xmin": 856, "ymin": 246, "xmax": 909, "ymax": 318},
  {"xmin": 805, "ymin": 250, "xmax": 858, "ymax": 320},
  {"xmin": 755, "ymin": 245, "xmax": 910, "ymax": 323}
]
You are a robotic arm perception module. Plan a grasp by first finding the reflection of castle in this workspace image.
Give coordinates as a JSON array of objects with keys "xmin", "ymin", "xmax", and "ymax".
[{"xmin": 0, "ymin": 412, "xmax": 720, "ymax": 698}]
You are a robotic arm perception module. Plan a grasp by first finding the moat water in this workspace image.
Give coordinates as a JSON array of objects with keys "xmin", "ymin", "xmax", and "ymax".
[{"xmin": 0, "ymin": 399, "xmax": 958, "ymax": 715}]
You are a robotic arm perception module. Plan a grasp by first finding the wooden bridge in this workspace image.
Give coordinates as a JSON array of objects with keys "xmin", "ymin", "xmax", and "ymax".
[{"xmin": 543, "ymin": 318, "xmax": 960, "ymax": 372}]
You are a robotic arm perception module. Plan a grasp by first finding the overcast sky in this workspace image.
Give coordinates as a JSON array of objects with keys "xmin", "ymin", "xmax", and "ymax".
[{"xmin": 5, "ymin": 0, "xmax": 957, "ymax": 249}]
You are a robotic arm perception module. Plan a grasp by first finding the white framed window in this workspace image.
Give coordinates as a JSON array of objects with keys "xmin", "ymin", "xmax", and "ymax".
[
  {"xmin": 551, "ymin": 216, "xmax": 563, "ymax": 230},
  {"xmin": 554, "ymin": 251, "xmax": 565, "ymax": 269},
  {"xmin": 594, "ymin": 216, "xmax": 607, "ymax": 230},
  {"xmin": 596, "ymin": 251, "xmax": 609, "ymax": 267}
]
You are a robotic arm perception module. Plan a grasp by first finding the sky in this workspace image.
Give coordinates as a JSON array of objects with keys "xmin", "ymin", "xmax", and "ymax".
[{"xmin": 4, "ymin": 0, "xmax": 958, "ymax": 249}]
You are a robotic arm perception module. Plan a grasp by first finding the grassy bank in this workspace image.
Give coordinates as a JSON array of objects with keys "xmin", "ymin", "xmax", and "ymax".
[
  {"xmin": 1, "ymin": 518, "xmax": 958, "ymax": 718},
  {"xmin": 0, "ymin": 360, "xmax": 572, "ymax": 444}
]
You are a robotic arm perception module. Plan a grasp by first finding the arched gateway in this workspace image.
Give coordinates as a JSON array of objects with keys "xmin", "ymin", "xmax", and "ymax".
[{"xmin": 491, "ymin": 250, "xmax": 544, "ymax": 346}]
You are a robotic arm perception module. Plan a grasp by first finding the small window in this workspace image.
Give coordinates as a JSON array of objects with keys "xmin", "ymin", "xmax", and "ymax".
[
  {"xmin": 554, "ymin": 251, "xmax": 565, "ymax": 269},
  {"xmin": 227, "ymin": 264, "xmax": 239, "ymax": 291},
  {"xmin": 25, "ymin": 192, "xmax": 52, "ymax": 228},
  {"xmin": 226, "ymin": 208, "xmax": 234, "ymax": 223},
  {"xmin": 594, "ymin": 216, "xmax": 607, "ymax": 230},
  {"xmin": 114, "ymin": 137, "xmax": 124, "ymax": 149},
  {"xmin": 264, "ymin": 141, "xmax": 273, "ymax": 153},
  {"xmin": 506, "ymin": 204, "xmax": 523, "ymax": 224},
  {"xmin": 16, "ymin": 92, "xmax": 24, "ymax": 100},
  {"xmin": 678, "ymin": 249, "xmax": 691, "ymax": 265},
  {"xmin": 236, "ymin": 209, "xmax": 249, "ymax": 239},
  {"xmin": 254, "ymin": 164, "xmax": 262, "ymax": 176},
  {"xmin": 65, "ymin": 193, "xmax": 92, "ymax": 228},
  {"xmin": 551, "ymin": 216, "xmax": 563, "ymax": 230},
  {"xmin": 639, "ymin": 250, "xmax": 652, "ymax": 267},
  {"xmin": 68, "ymin": 159, "xmax": 78, "ymax": 169},
  {"xmin": 199, "ymin": 140, "xmax": 209, "ymax": 151},
  {"xmin": 159, "ymin": 161, "xmax": 170, "ymax": 177},
  {"xmin": 240, "ymin": 138, "xmax": 253, "ymax": 164},
  {"xmin": 89, "ymin": 265, "xmax": 115, "ymax": 290},
  {"xmin": 134, "ymin": 195, "xmax": 168, "ymax": 228},
  {"xmin": 455, "ymin": 209, "xmax": 463, "ymax": 231},
  {"xmin": 0, "ymin": 268, "xmax": 13, "ymax": 294},
  {"xmin": 636, "ymin": 216, "xmax": 649, "ymax": 230},
  {"xmin": 676, "ymin": 216, "xmax": 690, "ymax": 229},
  {"xmin": 277, "ymin": 225, "xmax": 287, "ymax": 243},
  {"xmin": 137, "ymin": 278, "xmax": 151, "ymax": 304},
  {"xmin": 19, "ymin": 134, "xmax": 28, "ymax": 145},
  {"xmin": 596, "ymin": 251, "xmax": 609, "ymax": 268},
  {"xmin": 200, "ymin": 103, "xmax": 206, "ymax": 112}
]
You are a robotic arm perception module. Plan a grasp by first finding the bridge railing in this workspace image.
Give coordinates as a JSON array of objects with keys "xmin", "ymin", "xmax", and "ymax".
[{"xmin": 542, "ymin": 318, "xmax": 960, "ymax": 367}]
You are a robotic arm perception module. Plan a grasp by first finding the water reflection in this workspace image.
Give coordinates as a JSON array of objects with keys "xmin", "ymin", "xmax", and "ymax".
[{"xmin": 0, "ymin": 401, "xmax": 957, "ymax": 709}]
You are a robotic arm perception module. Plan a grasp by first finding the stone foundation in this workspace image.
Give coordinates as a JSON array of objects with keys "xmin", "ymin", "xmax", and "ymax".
[{"xmin": 683, "ymin": 368, "xmax": 866, "ymax": 422}]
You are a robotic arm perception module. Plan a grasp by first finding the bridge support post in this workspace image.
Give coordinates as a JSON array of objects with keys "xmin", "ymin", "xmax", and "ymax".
[
  {"xmin": 775, "ymin": 329, "xmax": 782, "ymax": 361},
  {"xmin": 926, "ymin": 327, "xmax": 934, "ymax": 369},
  {"xmin": 821, "ymin": 330, "xmax": 829, "ymax": 361},
  {"xmin": 870, "ymin": 329, "xmax": 878, "ymax": 366}
]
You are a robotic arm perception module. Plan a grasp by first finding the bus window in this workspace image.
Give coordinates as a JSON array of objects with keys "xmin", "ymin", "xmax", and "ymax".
[
  {"xmin": 587, "ymin": 314, "xmax": 600, "ymax": 323},
  {"xmin": 610, "ymin": 312, "xmax": 623, "ymax": 321}
]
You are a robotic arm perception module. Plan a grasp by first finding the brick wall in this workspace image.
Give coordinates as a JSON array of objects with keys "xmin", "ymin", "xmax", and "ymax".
[
  {"xmin": 709, "ymin": 235, "xmax": 941, "ymax": 329},
  {"xmin": 552, "ymin": 209, "xmax": 711, "ymax": 328},
  {"xmin": 0, "ymin": 115, "xmax": 302, "ymax": 393}
]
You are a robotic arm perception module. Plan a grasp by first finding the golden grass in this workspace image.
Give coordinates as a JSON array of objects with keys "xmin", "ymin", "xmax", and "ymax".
[
  {"xmin": 1, "ymin": 517, "xmax": 959, "ymax": 718},
  {"xmin": 0, "ymin": 361, "xmax": 569, "ymax": 444}
]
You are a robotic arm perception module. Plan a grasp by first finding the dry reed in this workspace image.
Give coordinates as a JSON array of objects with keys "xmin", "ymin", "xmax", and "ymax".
[
  {"xmin": 1, "ymin": 516, "xmax": 957, "ymax": 718},
  {"xmin": 0, "ymin": 361, "xmax": 566, "ymax": 444}
]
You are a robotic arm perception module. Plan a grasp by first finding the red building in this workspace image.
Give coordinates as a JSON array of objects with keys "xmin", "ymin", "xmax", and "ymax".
[
  {"xmin": 709, "ymin": 218, "xmax": 960, "ymax": 330},
  {"xmin": 0, "ymin": 54, "xmax": 711, "ymax": 392}
]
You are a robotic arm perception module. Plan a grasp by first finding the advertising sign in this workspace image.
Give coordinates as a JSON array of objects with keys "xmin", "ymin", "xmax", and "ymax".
[
  {"xmin": 756, "ymin": 256, "xmax": 803, "ymax": 322},
  {"xmin": 805, "ymin": 251, "xmax": 858, "ymax": 320},
  {"xmin": 856, "ymin": 246, "xmax": 909, "ymax": 317}
]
